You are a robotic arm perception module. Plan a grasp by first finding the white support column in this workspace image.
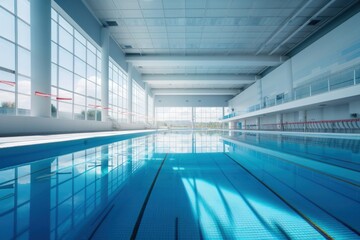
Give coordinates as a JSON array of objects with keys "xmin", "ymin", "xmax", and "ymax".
[
  {"xmin": 127, "ymin": 64, "xmax": 133, "ymax": 123},
  {"xmin": 31, "ymin": 0, "xmax": 51, "ymax": 117},
  {"xmin": 288, "ymin": 59, "xmax": 294, "ymax": 101},
  {"xmin": 299, "ymin": 110, "xmax": 307, "ymax": 132},
  {"xmin": 276, "ymin": 113, "xmax": 283, "ymax": 131},
  {"xmin": 298, "ymin": 110, "xmax": 306, "ymax": 122},
  {"xmin": 256, "ymin": 117, "xmax": 261, "ymax": 130},
  {"xmin": 101, "ymin": 27, "xmax": 110, "ymax": 121},
  {"xmin": 144, "ymin": 82, "xmax": 149, "ymax": 123}
]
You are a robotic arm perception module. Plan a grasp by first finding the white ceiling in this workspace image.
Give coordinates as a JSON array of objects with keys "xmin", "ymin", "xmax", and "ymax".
[{"xmin": 83, "ymin": 0, "xmax": 357, "ymax": 95}]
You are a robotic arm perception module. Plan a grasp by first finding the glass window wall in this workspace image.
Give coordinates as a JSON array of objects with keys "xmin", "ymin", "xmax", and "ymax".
[
  {"xmin": 51, "ymin": 9, "xmax": 102, "ymax": 121},
  {"xmin": 0, "ymin": 0, "xmax": 31, "ymax": 116}
]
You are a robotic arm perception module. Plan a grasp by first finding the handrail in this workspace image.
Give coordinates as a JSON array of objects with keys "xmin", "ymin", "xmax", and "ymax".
[
  {"xmin": 244, "ymin": 118, "xmax": 360, "ymax": 132},
  {"xmin": 242, "ymin": 118, "xmax": 360, "ymax": 132},
  {"xmin": 250, "ymin": 118, "xmax": 360, "ymax": 126}
]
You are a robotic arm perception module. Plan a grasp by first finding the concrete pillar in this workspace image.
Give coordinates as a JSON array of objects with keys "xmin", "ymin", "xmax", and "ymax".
[
  {"xmin": 256, "ymin": 117, "xmax": 261, "ymax": 130},
  {"xmin": 127, "ymin": 64, "xmax": 133, "ymax": 123},
  {"xmin": 298, "ymin": 110, "xmax": 306, "ymax": 121},
  {"xmin": 31, "ymin": 0, "xmax": 51, "ymax": 117},
  {"xmin": 101, "ymin": 27, "xmax": 110, "ymax": 121},
  {"xmin": 299, "ymin": 110, "xmax": 307, "ymax": 132},
  {"xmin": 276, "ymin": 113, "xmax": 283, "ymax": 131},
  {"xmin": 144, "ymin": 83, "xmax": 149, "ymax": 122}
]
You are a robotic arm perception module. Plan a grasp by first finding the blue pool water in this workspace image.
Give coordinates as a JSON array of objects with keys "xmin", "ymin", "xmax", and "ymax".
[{"xmin": 0, "ymin": 131, "xmax": 359, "ymax": 239}]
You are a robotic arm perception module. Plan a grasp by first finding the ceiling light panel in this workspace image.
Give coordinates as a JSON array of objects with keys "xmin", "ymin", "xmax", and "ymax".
[
  {"xmin": 141, "ymin": 9, "xmax": 164, "ymax": 18},
  {"xmin": 185, "ymin": 9, "xmax": 205, "ymax": 17},
  {"xmin": 95, "ymin": 10, "xmax": 120, "ymax": 19},
  {"xmin": 138, "ymin": 0, "xmax": 163, "ymax": 9},
  {"xmin": 185, "ymin": 0, "xmax": 206, "ymax": 8},
  {"xmin": 113, "ymin": 0, "xmax": 140, "ymax": 9},
  {"xmin": 123, "ymin": 18, "xmax": 146, "ymax": 26},
  {"xmin": 162, "ymin": 0, "xmax": 185, "ymax": 9},
  {"xmin": 147, "ymin": 26, "xmax": 167, "ymax": 33},
  {"xmin": 119, "ymin": 9, "xmax": 142, "ymax": 18},
  {"xmin": 131, "ymin": 32, "xmax": 150, "ymax": 38},
  {"xmin": 151, "ymin": 41, "xmax": 169, "ymax": 49},
  {"xmin": 150, "ymin": 33, "xmax": 167, "ymax": 39},
  {"xmin": 145, "ymin": 18, "xmax": 166, "ymax": 26},
  {"xmin": 87, "ymin": 0, "xmax": 116, "ymax": 10},
  {"xmin": 164, "ymin": 9, "xmax": 186, "ymax": 18}
]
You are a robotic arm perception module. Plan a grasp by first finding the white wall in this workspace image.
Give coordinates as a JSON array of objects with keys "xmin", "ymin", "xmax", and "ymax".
[
  {"xmin": 283, "ymin": 112, "xmax": 298, "ymax": 123},
  {"xmin": 323, "ymin": 104, "xmax": 349, "ymax": 120},
  {"xmin": 307, "ymin": 104, "xmax": 350, "ymax": 121},
  {"xmin": 132, "ymin": 68, "xmax": 144, "ymax": 88},
  {"xmin": 260, "ymin": 115, "xmax": 277, "ymax": 125},
  {"xmin": 228, "ymin": 81, "xmax": 260, "ymax": 113},
  {"xmin": 262, "ymin": 60, "xmax": 292, "ymax": 98},
  {"xmin": 349, "ymin": 100, "xmax": 360, "ymax": 117},
  {"xmin": 292, "ymin": 12, "xmax": 360, "ymax": 86},
  {"xmin": 0, "ymin": 116, "xmax": 113, "ymax": 136}
]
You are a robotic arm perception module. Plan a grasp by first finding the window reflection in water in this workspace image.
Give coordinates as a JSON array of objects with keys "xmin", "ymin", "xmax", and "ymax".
[{"xmin": 0, "ymin": 135, "xmax": 156, "ymax": 239}]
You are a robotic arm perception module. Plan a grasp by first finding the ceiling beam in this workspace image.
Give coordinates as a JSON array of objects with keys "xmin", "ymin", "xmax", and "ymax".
[
  {"xmin": 143, "ymin": 74, "xmax": 258, "ymax": 85},
  {"xmin": 151, "ymin": 88, "xmax": 241, "ymax": 96},
  {"xmin": 126, "ymin": 55, "xmax": 287, "ymax": 67}
]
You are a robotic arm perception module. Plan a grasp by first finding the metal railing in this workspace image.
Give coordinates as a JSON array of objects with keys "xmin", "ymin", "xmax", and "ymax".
[
  {"xmin": 243, "ymin": 118, "xmax": 360, "ymax": 133},
  {"xmin": 294, "ymin": 66, "xmax": 359, "ymax": 100}
]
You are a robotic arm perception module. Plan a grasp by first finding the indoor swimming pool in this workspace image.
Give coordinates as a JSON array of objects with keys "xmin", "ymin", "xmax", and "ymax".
[{"xmin": 0, "ymin": 131, "xmax": 359, "ymax": 239}]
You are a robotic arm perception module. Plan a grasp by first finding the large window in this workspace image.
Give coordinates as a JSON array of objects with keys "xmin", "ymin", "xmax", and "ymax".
[
  {"xmin": 0, "ymin": 0, "xmax": 31, "ymax": 116},
  {"xmin": 132, "ymin": 80, "xmax": 145, "ymax": 123},
  {"xmin": 194, "ymin": 107, "xmax": 223, "ymax": 128},
  {"xmin": 109, "ymin": 60, "xmax": 128, "ymax": 122},
  {"xmin": 51, "ymin": 8, "xmax": 102, "ymax": 121},
  {"xmin": 155, "ymin": 107, "xmax": 225, "ymax": 129},
  {"xmin": 155, "ymin": 107, "xmax": 192, "ymax": 128}
]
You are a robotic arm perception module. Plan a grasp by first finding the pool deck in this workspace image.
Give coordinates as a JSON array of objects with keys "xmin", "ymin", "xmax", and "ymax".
[{"xmin": 1, "ymin": 129, "xmax": 359, "ymax": 150}]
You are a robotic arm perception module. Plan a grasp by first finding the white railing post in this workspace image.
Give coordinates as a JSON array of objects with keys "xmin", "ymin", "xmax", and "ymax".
[{"xmin": 354, "ymin": 69, "xmax": 356, "ymax": 85}]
